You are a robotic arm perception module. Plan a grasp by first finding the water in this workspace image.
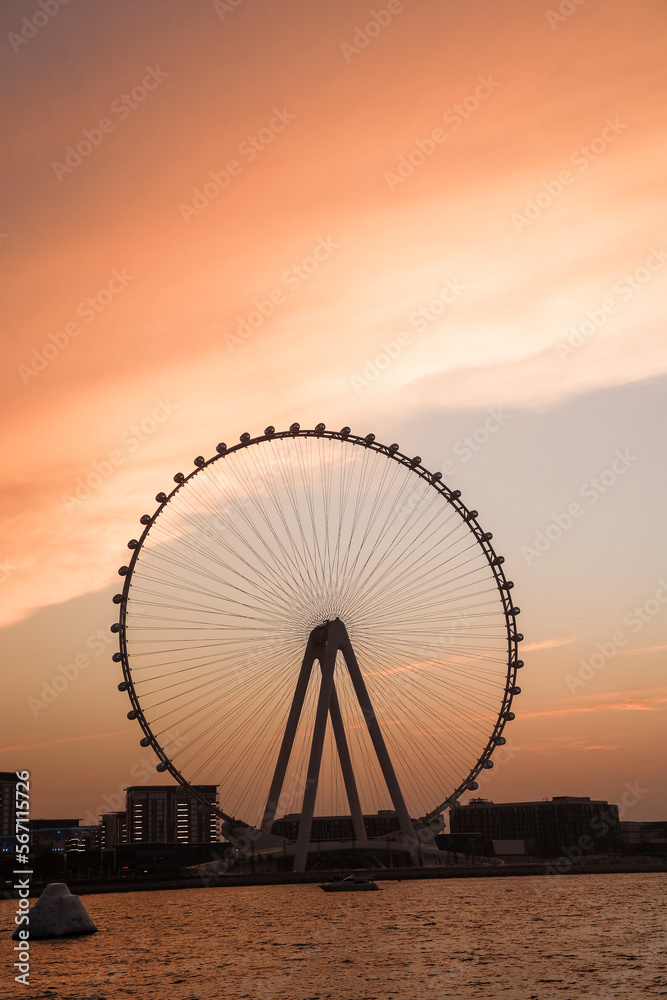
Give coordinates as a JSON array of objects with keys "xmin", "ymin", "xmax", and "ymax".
[{"xmin": 1, "ymin": 874, "xmax": 665, "ymax": 1000}]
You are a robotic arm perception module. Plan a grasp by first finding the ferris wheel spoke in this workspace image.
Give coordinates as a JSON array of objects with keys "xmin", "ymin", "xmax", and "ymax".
[
  {"xmin": 339, "ymin": 451, "xmax": 404, "ymax": 586},
  {"xmin": 352, "ymin": 518, "xmax": 479, "ymax": 605},
  {"xmin": 223, "ymin": 444, "xmax": 323, "ymax": 601},
  {"xmin": 316, "ymin": 438, "xmax": 336, "ymax": 592},
  {"xmin": 343, "ymin": 510, "xmax": 469, "ymax": 616},
  {"xmin": 261, "ymin": 437, "xmax": 328, "ymax": 598},
  {"xmin": 250, "ymin": 445, "xmax": 322, "ymax": 595},
  {"xmin": 177, "ymin": 484, "xmax": 313, "ymax": 611},
  {"xmin": 135, "ymin": 533, "xmax": 299, "ymax": 622},
  {"xmin": 155, "ymin": 490, "xmax": 310, "ymax": 617}
]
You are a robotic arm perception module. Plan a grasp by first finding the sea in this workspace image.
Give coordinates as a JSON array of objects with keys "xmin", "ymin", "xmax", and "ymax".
[{"xmin": 1, "ymin": 873, "xmax": 665, "ymax": 1000}]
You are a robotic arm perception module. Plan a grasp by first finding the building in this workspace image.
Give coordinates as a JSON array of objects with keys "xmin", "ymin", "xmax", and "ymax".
[
  {"xmin": 620, "ymin": 821, "xmax": 641, "ymax": 846},
  {"xmin": 620, "ymin": 821, "xmax": 667, "ymax": 853},
  {"xmin": 450, "ymin": 796, "xmax": 620, "ymax": 857},
  {"xmin": 29, "ymin": 820, "xmax": 100, "ymax": 852},
  {"xmin": 99, "ymin": 811, "xmax": 127, "ymax": 847},
  {"xmin": 0, "ymin": 771, "xmax": 19, "ymax": 837},
  {"xmin": 272, "ymin": 811, "xmax": 401, "ymax": 842},
  {"xmin": 638, "ymin": 821, "xmax": 667, "ymax": 848},
  {"xmin": 125, "ymin": 785, "xmax": 218, "ymax": 844},
  {"xmin": 435, "ymin": 832, "xmax": 493, "ymax": 857}
]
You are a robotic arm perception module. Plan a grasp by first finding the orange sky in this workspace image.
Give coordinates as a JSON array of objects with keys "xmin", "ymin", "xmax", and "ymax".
[{"xmin": 1, "ymin": 0, "xmax": 666, "ymax": 823}]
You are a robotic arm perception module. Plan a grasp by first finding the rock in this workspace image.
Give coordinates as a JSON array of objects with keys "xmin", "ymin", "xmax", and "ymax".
[{"xmin": 12, "ymin": 883, "xmax": 97, "ymax": 939}]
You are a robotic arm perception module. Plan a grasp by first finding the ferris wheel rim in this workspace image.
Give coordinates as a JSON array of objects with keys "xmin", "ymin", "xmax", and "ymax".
[{"xmin": 112, "ymin": 424, "xmax": 524, "ymax": 833}]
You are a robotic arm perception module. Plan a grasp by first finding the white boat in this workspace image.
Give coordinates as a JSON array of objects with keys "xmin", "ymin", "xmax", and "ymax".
[{"xmin": 320, "ymin": 874, "xmax": 379, "ymax": 892}]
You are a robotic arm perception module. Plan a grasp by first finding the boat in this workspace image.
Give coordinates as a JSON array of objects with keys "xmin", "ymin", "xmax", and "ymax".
[{"xmin": 319, "ymin": 874, "xmax": 379, "ymax": 892}]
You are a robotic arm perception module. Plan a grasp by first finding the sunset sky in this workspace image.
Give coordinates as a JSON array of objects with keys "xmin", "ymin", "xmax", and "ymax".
[{"xmin": 1, "ymin": 0, "xmax": 666, "ymax": 825}]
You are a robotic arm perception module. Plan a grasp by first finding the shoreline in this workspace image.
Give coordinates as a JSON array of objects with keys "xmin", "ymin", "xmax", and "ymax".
[{"xmin": 4, "ymin": 859, "xmax": 666, "ymax": 897}]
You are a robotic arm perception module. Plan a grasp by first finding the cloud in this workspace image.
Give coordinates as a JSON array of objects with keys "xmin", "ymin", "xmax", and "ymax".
[
  {"xmin": 522, "ymin": 735, "xmax": 623, "ymax": 755},
  {"xmin": 520, "ymin": 636, "xmax": 577, "ymax": 652},
  {"xmin": 0, "ymin": 730, "xmax": 128, "ymax": 755},
  {"xmin": 2, "ymin": 0, "xmax": 666, "ymax": 639},
  {"xmin": 521, "ymin": 690, "xmax": 667, "ymax": 720},
  {"xmin": 397, "ymin": 324, "xmax": 666, "ymax": 417}
]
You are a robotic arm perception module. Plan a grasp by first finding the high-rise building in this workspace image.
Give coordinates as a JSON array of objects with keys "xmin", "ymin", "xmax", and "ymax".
[
  {"xmin": 125, "ymin": 785, "xmax": 218, "ymax": 844},
  {"xmin": 450, "ymin": 796, "xmax": 620, "ymax": 856},
  {"xmin": 0, "ymin": 772, "xmax": 19, "ymax": 838},
  {"xmin": 99, "ymin": 811, "xmax": 127, "ymax": 847}
]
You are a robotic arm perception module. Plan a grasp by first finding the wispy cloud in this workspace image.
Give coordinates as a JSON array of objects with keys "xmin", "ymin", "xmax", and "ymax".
[
  {"xmin": 522, "ymin": 690, "xmax": 667, "ymax": 720},
  {"xmin": 521, "ymin": 735, "xmax": 623, "ymax": 755},
  {"xmin": 0, "ymin": 730, "xmax": 128, "ymax": 754},
  {"xmin": 521, "ymin": 636, "xmax": 577, "ymax": 652}
]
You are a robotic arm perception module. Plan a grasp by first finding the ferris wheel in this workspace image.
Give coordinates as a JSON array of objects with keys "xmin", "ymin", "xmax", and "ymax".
[{"xmin": 112, "ymin": 424, "xmax": 523, "ymax": 869}]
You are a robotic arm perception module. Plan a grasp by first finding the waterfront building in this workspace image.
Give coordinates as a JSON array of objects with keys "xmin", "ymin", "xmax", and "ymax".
[
  {"xmin": 125, "ymin": 785, "xmax": 218, "ymax": 844},
  {"xmin": 29, "ymin": 820, "xmax": 100, "ymax": 852},
  {"xmin": 450, "ymin": 796, "xmax": 620, "ymax": 857},
  {"xmin": 99, "ymin": 811, "xmax": 127, "ymax": 847},
  {"xmin": 620, "ymin": 820, "xmax": 667, "ymax": 852},
  {"xmin": 0, "ymin": 771, "xmax": 19, "ymax": 837},
  {"xmin": 635, "ymin": 821, "xmax": 667, "ymax": 847},
  {"xmin": 271, "ymin": 810, "xmax": 401, "ymax": 842}
]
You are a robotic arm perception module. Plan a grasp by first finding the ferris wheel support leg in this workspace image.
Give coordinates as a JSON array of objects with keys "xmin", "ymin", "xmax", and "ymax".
[
  {"xmin": 328, "ymin": 680, "xmax": 367, "ymax": 844},
  {"xmin": 338, "ymin": 627, "xmax": 419, "ymax": 865},
  {"xmin": 293, "ymin": 633, "xmax": 339, "ymax": 872},
  {"xmin": 260, "ymin": 644, "xmax": 316, "ymax": 836}
]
